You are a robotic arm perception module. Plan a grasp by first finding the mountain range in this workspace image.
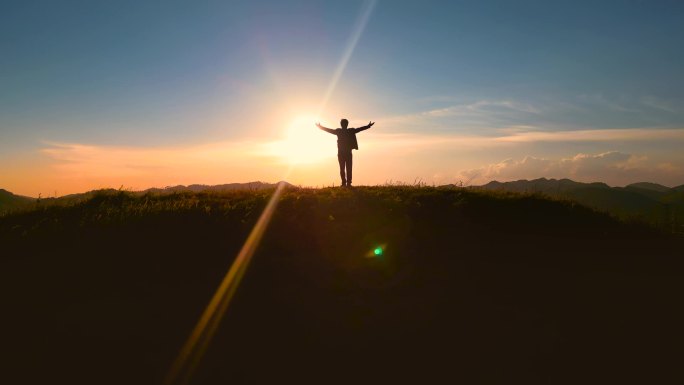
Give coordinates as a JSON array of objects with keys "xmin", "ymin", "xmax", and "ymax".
[{"xmin": 473, "ymin": 178, "xmax": 684, "ymax": 232}]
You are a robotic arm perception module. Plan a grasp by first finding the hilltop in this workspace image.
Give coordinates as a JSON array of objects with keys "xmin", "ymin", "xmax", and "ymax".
[
  {"xmin": 1, "ymin": 186, "xmax": 682, "ymax": 384},
  {"xmin": 0, "ymin": 187, "xmax": 131, "ymax": 215},
  {"xmin": 0, "ymin": 189, "xmax": 33, "ymax": 213},
  {"xmin": 0, "ymin": 182, "xmax": 286, "ymax": 214},
  {"xmin": 4, "ymin": 178, "xmax": 682, "ymax": 234}
]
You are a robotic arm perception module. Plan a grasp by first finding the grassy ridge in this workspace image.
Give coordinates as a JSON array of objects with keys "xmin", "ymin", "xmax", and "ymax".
[
  {"xmin": 1, "ymin": 186, "xmax": 682, "ymax": 384},
  {"xmin": 0, "ymin": 185, "xmax": 662, "ymax": 240}
]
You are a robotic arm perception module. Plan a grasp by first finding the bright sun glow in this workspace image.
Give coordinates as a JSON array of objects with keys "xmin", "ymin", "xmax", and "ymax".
[{"xmin": 265, "ymin": 115, "xmax": 334, "ymax": 165}]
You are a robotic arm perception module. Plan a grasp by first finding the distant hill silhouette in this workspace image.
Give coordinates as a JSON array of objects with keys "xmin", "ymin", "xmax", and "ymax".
[
  {"xmin": 0, "ymin": 182, "xmax": 289, "ymax": 214},
  {"xmin": 625, "ymin": 182, "xmax": 672, "ymax": 193},
  {"xmin": 474, "ymin": 178, "xmax": 684, "ymax": 232},
  {"xmin": 144, "ymin": 181, "xmax": 289, "ymax": 193},
  {"xmin": 0, "ymin": 189, "xmax": 33, "ymax": 213}
]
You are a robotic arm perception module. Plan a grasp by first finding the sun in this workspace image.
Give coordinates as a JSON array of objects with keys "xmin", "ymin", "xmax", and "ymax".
[{"xmin": 266, "ymin": 115, "xmax": 334, "ymax": 165}]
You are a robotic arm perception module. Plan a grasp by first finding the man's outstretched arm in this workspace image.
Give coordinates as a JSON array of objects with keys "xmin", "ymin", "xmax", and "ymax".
[
  {"xmin": 316, "ymin": 122, "xmax": 336, "ymax": 135},
  {"xmin": 353, "ymin": 121, "xmax": 375, "ymax": 133}
]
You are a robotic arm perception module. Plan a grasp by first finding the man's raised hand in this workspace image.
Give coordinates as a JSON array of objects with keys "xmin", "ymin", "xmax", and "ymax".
[{"xmin": 368, "ymin": 121, "xmax": 375, "ymax": 128}]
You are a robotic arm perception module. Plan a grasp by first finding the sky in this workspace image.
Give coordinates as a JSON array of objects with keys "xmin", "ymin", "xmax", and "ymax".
[{"xmin": 2, "ymin": 0, "xmax": 684, "ymax": 196}]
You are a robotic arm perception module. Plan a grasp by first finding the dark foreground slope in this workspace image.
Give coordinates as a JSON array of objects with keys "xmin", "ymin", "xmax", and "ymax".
[{"xmin": 1, "ymin": 187, "xmax": 682, "ymax": 385}]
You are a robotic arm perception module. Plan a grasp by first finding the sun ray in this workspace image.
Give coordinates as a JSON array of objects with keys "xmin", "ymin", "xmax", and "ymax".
[
  {"xmin": 165, "ymin": 2, "xmax": 379, "ymax": 383},
  {"xmin": 164, "ymin": 182, "xmax": 287, "ymax": 385},
  {"xmin": 317, "ymin": 0, "xmax": 378, "ymax": 116}
]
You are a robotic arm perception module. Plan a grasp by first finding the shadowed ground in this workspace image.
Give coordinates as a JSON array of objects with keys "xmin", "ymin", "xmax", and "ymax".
[{"xmin": 1, "ymin": 186, "xmax": 682, "ymax": 384}]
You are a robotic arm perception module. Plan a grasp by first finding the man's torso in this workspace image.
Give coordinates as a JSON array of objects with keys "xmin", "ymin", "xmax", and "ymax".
[{"xmin": 335, "ymin": 129, "xmax": 358, "ymax": 153}]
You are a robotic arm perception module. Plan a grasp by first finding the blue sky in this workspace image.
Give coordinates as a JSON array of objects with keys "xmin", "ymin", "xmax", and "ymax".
[{"xmin": 2, "ymin": 0, "xmax": 684, "ymax": 195}]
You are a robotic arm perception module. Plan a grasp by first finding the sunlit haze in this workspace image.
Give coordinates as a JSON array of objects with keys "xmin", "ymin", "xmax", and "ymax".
[{"xmin": 2, "ymin": 1, "xmax": 684, "ymax": 196}]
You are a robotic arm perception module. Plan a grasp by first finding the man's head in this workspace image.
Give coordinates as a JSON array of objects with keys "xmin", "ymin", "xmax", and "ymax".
[{"xmin": 340, "ymin": 119, "xmax": 349, "ymax": 129}]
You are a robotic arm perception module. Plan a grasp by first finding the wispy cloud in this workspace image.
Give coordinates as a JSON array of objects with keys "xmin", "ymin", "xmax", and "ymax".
[
  {"xmin": 382, "ymin": 94, "xmax": 684, "ymax": 135},
  {"xmin": 458, "ymin": 151, "xmax": 683, "ymax": 187},
  {"xmin": 576, "ymin": 94, "xmax": 639, "ymax": 113},
  {"xmin": 641, "ymin": 95, "xmax": 683, "ymax": 114},
  {"xmin": 380, "ymin": 98, "xmax": 684, "ymax": 144},
  {"xmin": 493, "ymin": 128, "xmax": 684, "ymax": 142},
  {"xmin": 380, "ymin": 99, "xmax": 544, "ymax": 133}
]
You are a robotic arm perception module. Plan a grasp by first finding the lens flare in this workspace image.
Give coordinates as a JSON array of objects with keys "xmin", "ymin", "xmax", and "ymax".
[
  {"xmin": 366, "ymin": 244, "xmax": 386, "ymax": 258},
  {"xmin": 164, "ymin": 182, "xmax": 287, "ymax": 385},
  {"xmin": 165, "ymin": 0, "xmax": 379, "ymax": 382}
]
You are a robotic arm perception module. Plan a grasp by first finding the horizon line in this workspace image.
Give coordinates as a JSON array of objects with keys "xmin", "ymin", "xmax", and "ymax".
[{"xmin": 4, "ymin": 177, "xmax": 683, "ymax": 199}]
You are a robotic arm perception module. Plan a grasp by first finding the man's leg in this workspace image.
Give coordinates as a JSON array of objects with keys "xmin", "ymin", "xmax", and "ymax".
[
  {"xmin": 346, "ymin": 153, "xmax": 353, "ymax": 186},
  {"xmin": 337, "ymin": 154, "xmax": 346, "ymax": 186}
]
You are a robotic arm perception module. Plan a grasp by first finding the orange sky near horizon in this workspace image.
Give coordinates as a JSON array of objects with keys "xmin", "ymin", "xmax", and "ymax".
[{"xmin": 4, "ymin": 124, "xmax": 684, "ymax": 197}]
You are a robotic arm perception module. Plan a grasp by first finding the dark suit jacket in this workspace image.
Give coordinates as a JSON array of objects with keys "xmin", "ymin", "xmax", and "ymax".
[{"xmin": 318, "ymin": 125, "xmax": 371, "ymax": 153}]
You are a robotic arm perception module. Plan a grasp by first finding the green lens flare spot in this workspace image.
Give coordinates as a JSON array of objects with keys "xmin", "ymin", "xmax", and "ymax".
[{"xmin": 373, "ymin": 247, "xmax": 383, "ymax": 256}]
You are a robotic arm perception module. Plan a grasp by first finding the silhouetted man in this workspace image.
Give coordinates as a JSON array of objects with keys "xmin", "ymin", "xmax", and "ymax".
[{"xmin": 316, "ymin": 119, "xmax": 375, "ymax": 187}]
